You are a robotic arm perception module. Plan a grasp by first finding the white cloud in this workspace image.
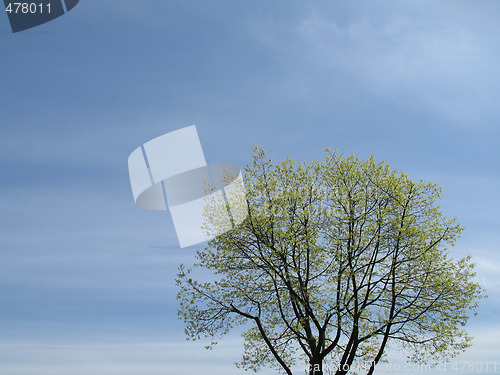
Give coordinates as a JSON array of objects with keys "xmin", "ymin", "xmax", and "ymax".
[
  {"xmin": 472, "ymin": 257, "xmax": 500, "ymax": 292},
  {"xmin": 253, "ymin": 2, "xmax": 500, "ymax": 126},
  {"xmin": 0, "ymin": 338, "xmax": 277, "ymax": 375},
  {"xmin": 2, "ymin": 325, "xmax": 497, "ymax": 375},
  {"xmin": 0, "ymin": 185, "xmax": 195, "ymax": 291}
]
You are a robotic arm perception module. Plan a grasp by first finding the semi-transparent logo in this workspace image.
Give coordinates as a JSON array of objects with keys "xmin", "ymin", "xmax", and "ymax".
[
  {"xmin": 3, "ymin": 0, "xmax": 79, "ymax": 33},
  {"xmin": 128, "ymin": 126, "xmax": 248, "ymax": 248}
]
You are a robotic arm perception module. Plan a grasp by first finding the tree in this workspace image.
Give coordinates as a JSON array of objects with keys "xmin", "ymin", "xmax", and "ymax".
[{"xmin": 176, "ymin": 147, "xmax": 485, "ymax": 375}]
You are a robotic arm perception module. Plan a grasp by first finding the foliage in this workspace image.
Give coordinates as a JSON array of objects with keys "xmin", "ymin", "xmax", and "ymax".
[{"xmin": 177, "ymin": 147, "xmax": 485, "ymax": 375}]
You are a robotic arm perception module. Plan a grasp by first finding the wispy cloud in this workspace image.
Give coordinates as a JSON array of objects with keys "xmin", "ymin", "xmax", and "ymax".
[
  {"xmin": 473, "ymin": 257, "xmax": 500, "ymax": 292},
  {"xmin": 0, "ymin": 339, "xmax": 260, "ymax": 375},
  {"xmin": 251, "ymin": 2, "xmax": 500, "ymax": 126}
]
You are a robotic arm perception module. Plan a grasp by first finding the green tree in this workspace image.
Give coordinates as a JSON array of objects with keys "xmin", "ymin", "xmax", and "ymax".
[{"xmin": 177, "ymin": 147, "xmax": 485, "ymax": 375}]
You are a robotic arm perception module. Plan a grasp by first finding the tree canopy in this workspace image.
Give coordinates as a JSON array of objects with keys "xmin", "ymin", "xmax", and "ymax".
[{"xmin": 177, "ymin": 147, "xmax": 485, "ymax": 375}]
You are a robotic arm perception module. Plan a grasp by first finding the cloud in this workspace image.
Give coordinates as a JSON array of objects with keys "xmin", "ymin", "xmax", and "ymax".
[
  {"xmin": 252, "ymin": 2, "xmax": 500, "ymax": 126},
  {"xmin": 2, "ymin": 325, "xmax": 497, "ymax": 375},
  {"xmin": 0, "ymin": 184, "xmax": 195, "ymax": 292},
  {"xmin": 473, "ymin": 257, "xmax": 500, "ymax": 292},
  {"xmin": 0, "ymin": 338, "xmax": 261, "ymax": 375}
]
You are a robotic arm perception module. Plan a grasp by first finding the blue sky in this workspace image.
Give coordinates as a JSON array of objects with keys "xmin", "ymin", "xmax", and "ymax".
[{"xmin": 1, "ymin": 1, "xmax": 499, "ymax": 374}]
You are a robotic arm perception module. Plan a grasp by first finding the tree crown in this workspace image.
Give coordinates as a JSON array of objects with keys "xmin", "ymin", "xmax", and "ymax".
[{"xmin": 177, "ymin": 147, "xmax": 485, "ymax": 375}]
